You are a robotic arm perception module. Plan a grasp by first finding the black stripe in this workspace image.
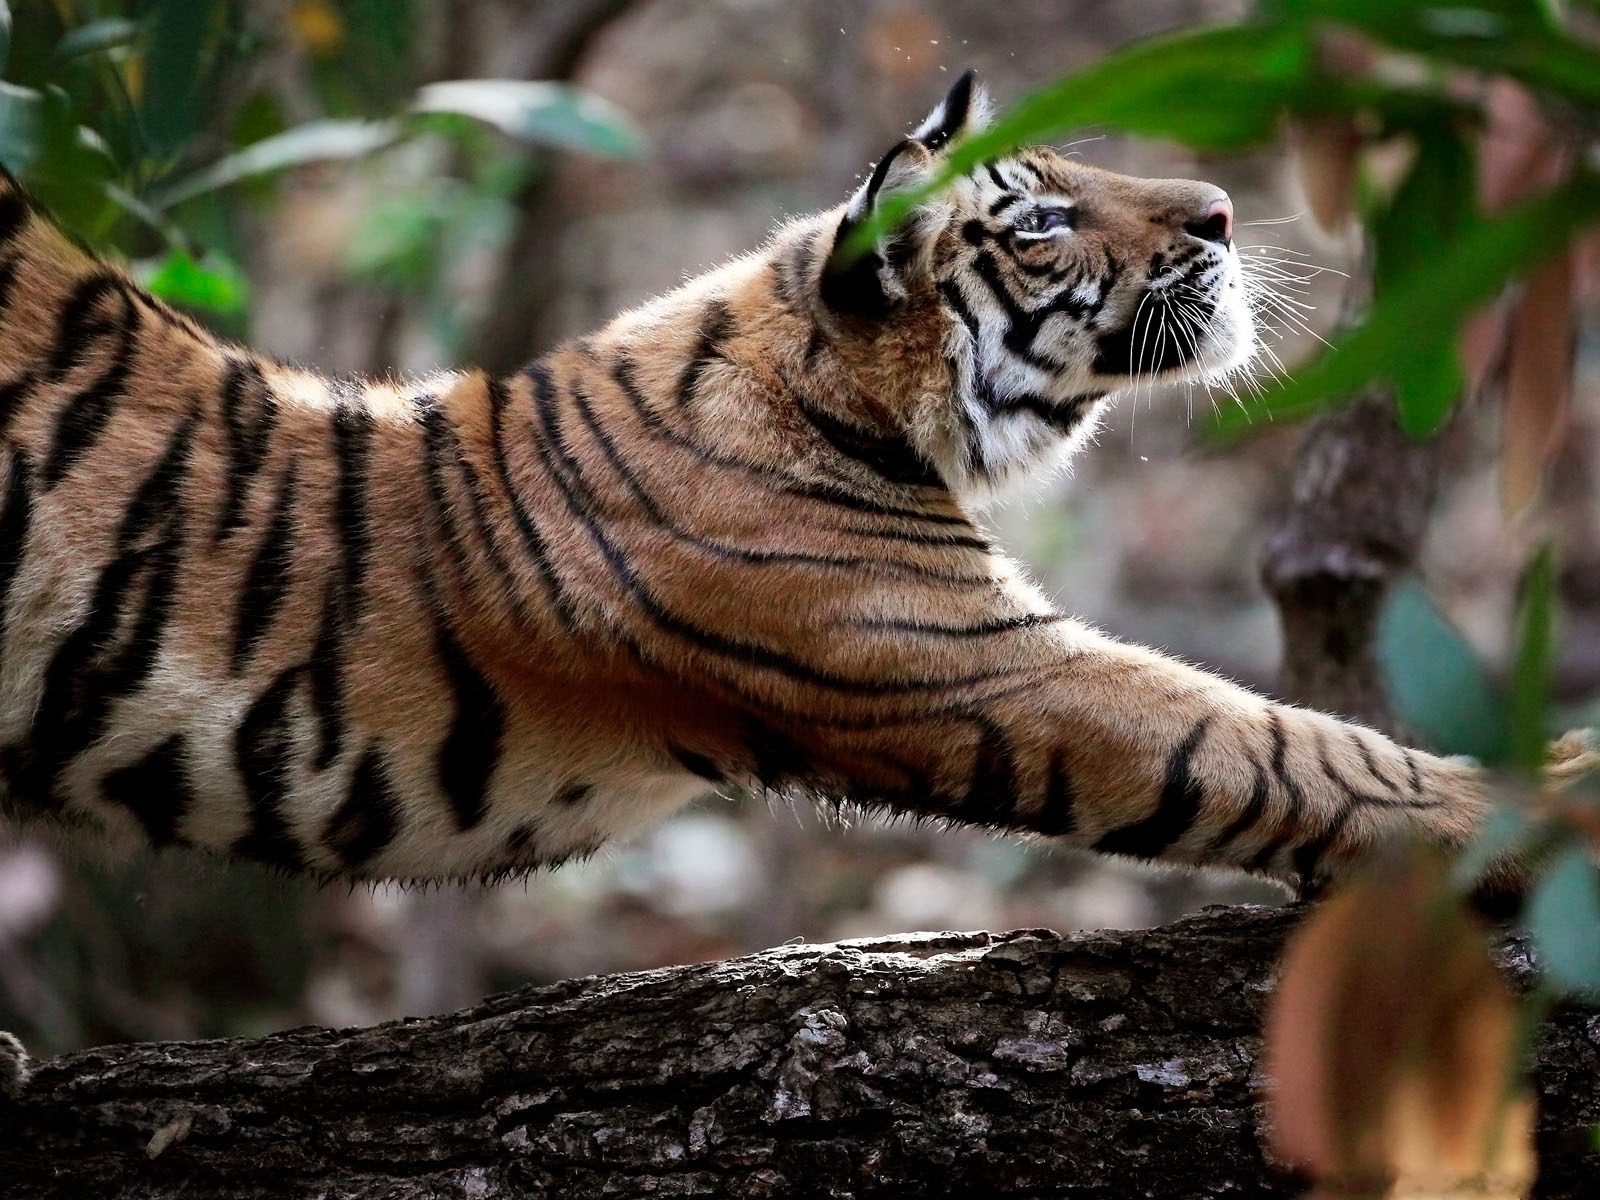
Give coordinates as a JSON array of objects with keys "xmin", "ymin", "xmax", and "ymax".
[
  {"xmin": 938, "ymin": 279, "xmax": 982, "ymax": 341},
  {"xmin": 1291, "ymin": 807, "xmax": 1353, "ymax": 884},
  {"xmin": 773, "ymin": 230, "xmax": 821, "ymax": 313},
  {"xmin": 213, "ymin": 359, "xmax": 278, "ymax": 547},
  {"xmin": 672, "ymin": 746, "xmax": 723, "ymax": 782},
  {"xmin": 1267, "ymin": 709, "xmax": 1306, "ymax": 814},
  {"xmin": 523, "ymin": 366, "xmax": 1024, "ymax": 697},
  {"xmin": 488, "ymin": 374, "xmax": 577, "ymax": 626},
  {"xmin": 324, "ymin": 746, "xmax": 401, "ymax": 868},
  {"xmin": 1209, "ymin": 761, "xmax": 1270, "ymax": 854},
  {"xmin": 1037, "ymin": 751, "xmax": 1077, "ymax": 836},
  {"xmin": 308, "ymin": 588, "xmax": 346, "ymax": 771},
  {"xmin": 0, "ymin": 451, "xmax": 33, "ymax": 675},
  {"xmin": 6, "ymin": 413, "xmax": 199, "ymax": 805},
  {"xmin": 951, "ymin": 719, "xmax": 1020, "ymax": 826},
  {"xmin": 43, "ymin": 275, "xmax": 140, "ymax": 488},
  {"xmin": 331, "ymin": 400, "xmax": 374, "ymax": 619},
  {"xmin": 556, "ymin": 782, "xmax": 594, "ymax": 806},
  {"xmin": 231, "ymin": 464, "xmax": 298, "ymax": 673},
  {"xmin": 674, "ymin": 300, "xmax": 734, "ymax": 410},
  {"xmin": 796, "ymin": 395, "xmax": 943, "ymax": 489},
  {"xmin": 845, "ymin": 612, "xmax": 1068, "ymax": 639},
  {"xmin": 433, "ymin": 617, "xmax": 504, "ymax": 831},
  {"xmin": 1094, "ymin": 718, "xmax": 1211, "ymax": 859},
  {"xmin": 0, "ymin": 370, "xmax": 36, "ymax": 441},
  {"xmin": 743, "ymin": 718, "xmax": 813, "ymax": 790},
  {"xmin": 608, "ymin": 354, "xmax": 974, "ymax": 530},
  {"xmin": 983, "ymin": 389, "xmax": 1103, "ymax": 435},
  {"xmin": 418, "ymin": 395, "xmax": 540, "ymax": 628},
  {"xmin": 0, "ymin": 190, "xmax": 28, "ymax": 251},
  {"xmin": 0, "ymin": 255, "xmax": 20, "ymax": 321},
  {"xmin": 1348, "ymin": 730, "xmax": 1396, "ymax": 791},
  {"xmin": 232, "ymin": 667, "xmax": 308, "ymax": 871},
  {"xmin": 563, "ymin": 374, "xmax": 985, "ymax": 582},
  {"xmin": 100, "ymin": 735, "xmax": 194, "ymax": 847},
  {"xmin": 1402, "ymin": 748, "xmax": 1423, "ymax": 797}
]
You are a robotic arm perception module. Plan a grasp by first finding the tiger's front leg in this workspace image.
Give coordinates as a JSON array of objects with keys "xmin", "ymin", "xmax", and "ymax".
[{"xmin": 725, "ymin": 618, "xmax": 1489, "ymax": 892}]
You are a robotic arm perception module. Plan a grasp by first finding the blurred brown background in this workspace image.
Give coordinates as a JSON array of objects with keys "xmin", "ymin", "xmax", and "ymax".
[{"xmin": 1, "ymin": 0, "xmax": 1596, "ymax": 1057}]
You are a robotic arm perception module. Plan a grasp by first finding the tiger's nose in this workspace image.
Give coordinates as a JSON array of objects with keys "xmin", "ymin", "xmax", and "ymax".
[{"xmin": 1184, "ymin": 194, "xmax": 1234, "ymax": 247}]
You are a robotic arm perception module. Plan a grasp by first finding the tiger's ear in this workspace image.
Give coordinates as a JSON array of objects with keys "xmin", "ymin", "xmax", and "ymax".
[
  {"xmin": 820, "ymin": 138, "xmax": 933, "ymax": 318},
  {"xmin": 910, "ymin": 68, "xmax": 986, "ymax": 152},
  {"xmin": 820, "ymin": 72, "xmax": 989, "ymax": 319}
]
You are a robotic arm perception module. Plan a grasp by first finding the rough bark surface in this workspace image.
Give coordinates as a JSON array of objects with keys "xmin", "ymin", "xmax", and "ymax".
[{"xmin": 1, "ymin": 906, "xmax": 1596, "ymax": 1199}]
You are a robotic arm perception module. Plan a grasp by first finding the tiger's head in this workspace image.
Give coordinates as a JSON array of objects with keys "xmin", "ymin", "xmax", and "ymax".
[{"xmin": 812, "ymin": 71, "xmax": 1258, "ymax": 498}]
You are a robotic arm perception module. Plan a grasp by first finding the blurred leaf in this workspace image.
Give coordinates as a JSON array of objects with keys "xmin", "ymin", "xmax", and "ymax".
[
  {"xmin": 1500, "ymin": 251, "xmax": 1574, "ymax": 514},
  {"xmin": 1271, "ymin": 0, "xmax": 1600, "ymax": 108},
  {"xmin": 229, "ymin": 89, "xmax": 286, "ymax": 149},
  {"xmin": 0, "ymin": 81, "xmax": 40, "ymax": 169},
  {"xmin": 412, "ymin": 80, "xmax": 641, "ymax": 158},
  {"xmin": 1378, "ymin": 579, "xmax": 1509, "ymax": 762},
  {"xmin": 0, "ymin": 0, "xmax": 10, "ymax": 79},
  {"xmin": 1265, "ymin": 852, "xmax": 1534, "ymax": 1192},
  {"xmin": 1371, "ymin": 121, "xmax": 1477, "ymax": 294},
  {"xmin": 1509, "ymin": 545, "xmax": 1556, "ymax": 772},
  {"xmin": 138, "ymin": 246, "xmax": 248, "ymax": 315},
  {"xmin": 1527, "ymin": 845, "xmax": 1600, "ymax": 998},
  {"xmin": 1213, "ymin": 172, "xmax": 1600, "ymax": 436},
  {"xmin": 149, "ymin": 118, "xmax": 401, "ymax": 208},
  {"xmin": 346, "ymin": 190, "xmax": 445, "ymax": 287},
  {"xmin": 141, "ymin": 0, "xmax": 216, "ymax": 160},
  {"xmin": 53, "ymin": 18, "xmax": 140, "ymax": 62}
]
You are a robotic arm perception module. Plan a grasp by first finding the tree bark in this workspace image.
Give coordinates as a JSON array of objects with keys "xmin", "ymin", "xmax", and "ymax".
[
  {"xmin": 1259, "ymin": 389, "xmax": 1443, "ymax": 730},
  {"xmin": 1, "ymin": 906, "xmax": 1595, "ymax": 1199}
]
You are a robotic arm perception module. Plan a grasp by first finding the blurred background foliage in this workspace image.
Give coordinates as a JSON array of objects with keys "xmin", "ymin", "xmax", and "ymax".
[{"xmin": 0, "ymin": 4, "xmax": 1595, "ymax": 1148}]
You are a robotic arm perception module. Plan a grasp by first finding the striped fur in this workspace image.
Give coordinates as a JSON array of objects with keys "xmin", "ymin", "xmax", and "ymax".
[{"xmin": 0, "ymin": 77, "xmax": 1506, "ymax": 890}]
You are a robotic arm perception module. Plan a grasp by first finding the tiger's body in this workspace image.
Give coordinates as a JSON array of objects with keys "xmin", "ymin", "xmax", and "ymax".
[{"xmin": 0, "ymin": 74, "xmax": 1500, "ymax": 897}]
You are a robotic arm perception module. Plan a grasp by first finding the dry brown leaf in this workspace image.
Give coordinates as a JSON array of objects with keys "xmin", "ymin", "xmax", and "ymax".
[
  {"xmin": 1477, "ymin": 79, "xmax": 1566, "ymax": 216},
  {"xmin": 1288, "ymin": 30, "xmax": 1377, "ymax": 235},
  {"xmin": 1264, "ymin": 852, "xmax": 1535, "ymax": 1199},
  {"xmin": 1500, "ymin": 251, "xmax": 1575, "ymax": 515},
  {"xmin": 1290, "ymin": 114, "xmax": 1363, "ymax": 234}
]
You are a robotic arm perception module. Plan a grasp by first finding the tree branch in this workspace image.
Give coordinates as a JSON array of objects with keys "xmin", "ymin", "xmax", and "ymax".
[{"xmin": 1, "ymin": 907, "xmax": 1595, "ymax": 1198}]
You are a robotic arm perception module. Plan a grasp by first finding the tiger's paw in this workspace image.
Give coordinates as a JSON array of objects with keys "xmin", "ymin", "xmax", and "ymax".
[{"xmin": 0, "ymin": 1030, "xmax": 29, "ymax": 1103}]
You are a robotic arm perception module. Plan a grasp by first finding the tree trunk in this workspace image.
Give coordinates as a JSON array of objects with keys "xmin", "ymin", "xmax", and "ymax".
[{"xmin": 1, "ymin": 906, "xmax": 1595, "ymax": 1199}]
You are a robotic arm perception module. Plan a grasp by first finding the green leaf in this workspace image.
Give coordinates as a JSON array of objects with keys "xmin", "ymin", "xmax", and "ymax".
[
  {"xmin": 141, "ymin": 0, "xmax": 214, "ymax": 160},
  {"xmin": 0, "ymin": 0, "xmax": 11, "ymax": 79},
  {"xmin": 1370, "ymin": 121, "xmax": 1477, "ymax": 294},
  {"xmin": 138, "ymin": 247, "xmax": 248, "ymax": 315},
  {"xmin": 1215, "ymin": 172, "xmax": 1600, "ymax": 436},
  {"xmin": 411, "ymin": 80, "xmax": 641, "ymax": 158},
  {"xmin": 53, "ymin": 17, "xmax": 140, "ymax": 62},
  {"xmin": 1272, "ymin": 0, "xmax": 1600, "ymax": 108},
  {"xmin": 148, "ymin": 118, "xmax": 401, "ymax": 209},
  {"xmin": 848, "ymin": 20, "xmax": 1312, "ymax": 258},
  {"xmin": 1527, "ymin": 845, "xmax": 1600, "ymax": 999},
  {"xmin": 1509, "ymin": 544, "xmax": 1557, "ymax": 772},
  {"xmin": 0, "ymin": 81, "xmax": 40, "ymax": 169},
  {"xmin": 1378, "ymin": 578, "xmax": 1509, "ymax": 762}
]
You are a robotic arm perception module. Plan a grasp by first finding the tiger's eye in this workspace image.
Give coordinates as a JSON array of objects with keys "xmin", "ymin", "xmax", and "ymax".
[{"xmin": 1014, "ymin": 206, "xmax": 1074, "ymax": 236}]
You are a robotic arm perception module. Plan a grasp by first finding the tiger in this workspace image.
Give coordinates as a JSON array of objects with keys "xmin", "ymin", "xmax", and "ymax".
[{"xmin": 0, "ymin": 72, "xmax": 1586, "ymax": 1098}]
